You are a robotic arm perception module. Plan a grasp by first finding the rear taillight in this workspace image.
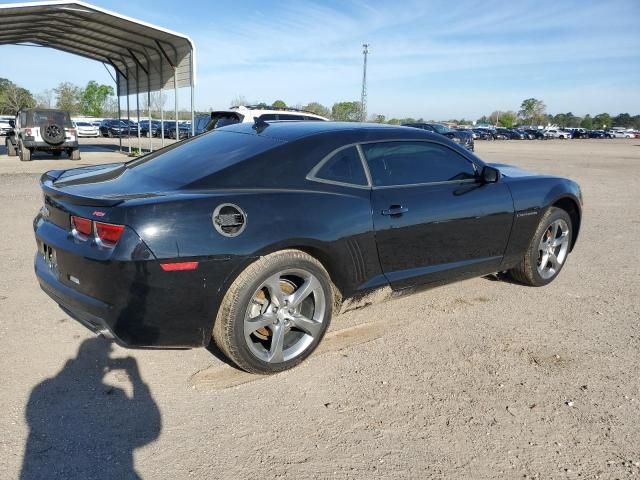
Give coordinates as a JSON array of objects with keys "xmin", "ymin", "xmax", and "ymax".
[
  {"xmin": 24, "ymin": 128, "xmax": 32, "ymax": 136},
  {"xmin": 68, "ymin": 128, "xmax": 77, "ymax": 136},
  {"xmin": 70, "ymin": 216, "xmax": 124, "ymax": 247},
  {"xmin": 71, "ymin": 216, "xmax": 92, "ymax": 236},
  {"xmin": 95, "ymin": 222, "xmax": 125, "ymax": 245}
]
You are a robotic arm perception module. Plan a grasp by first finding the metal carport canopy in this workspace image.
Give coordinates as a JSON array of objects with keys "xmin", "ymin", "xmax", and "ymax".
[
  {"xmin": 0, "ymin": 0, "xmax": 197, "ymax": 148},
  {"xmin": 0, "ymin": 0, "xmax": 195, "ymax": 93}
]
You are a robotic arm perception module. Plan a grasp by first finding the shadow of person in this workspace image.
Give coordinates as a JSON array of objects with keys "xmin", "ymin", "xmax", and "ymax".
[{"xmin": 21, "ymin": 337, "xmax": 161, "ymax": 480}]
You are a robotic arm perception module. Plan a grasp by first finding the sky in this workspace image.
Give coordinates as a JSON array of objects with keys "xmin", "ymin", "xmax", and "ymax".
[{"xmin": 1, "ymin": 0, "xmax": 639, "ymax": 120}]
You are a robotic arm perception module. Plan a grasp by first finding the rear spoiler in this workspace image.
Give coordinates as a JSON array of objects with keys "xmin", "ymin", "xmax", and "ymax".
[{"xmin": 40, "ymin": 163, "xmax": 127, "ymax": 207}]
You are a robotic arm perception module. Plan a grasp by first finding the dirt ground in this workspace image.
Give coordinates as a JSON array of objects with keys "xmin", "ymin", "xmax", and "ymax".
[{"xmin": 0, "ymin": 138, "xmax": 638, "ymax": 479}]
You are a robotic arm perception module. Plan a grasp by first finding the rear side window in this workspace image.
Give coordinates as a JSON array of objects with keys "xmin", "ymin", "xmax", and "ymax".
[
  {"xmin": 313, "ymin": 146, "xmax": 368, "ymax": 186},
  {"xmin": 362, "ymin": 141, "xmax": 476, "ymax": 187},
  {"xmin": 126, "ymin": 130, "xmax": 282, "ymax": 187}
]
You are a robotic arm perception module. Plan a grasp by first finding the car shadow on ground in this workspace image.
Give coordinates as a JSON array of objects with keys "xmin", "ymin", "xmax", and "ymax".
[{"xmin": 20, "ymin": 337, "xmax": 161, "ymax": 480}]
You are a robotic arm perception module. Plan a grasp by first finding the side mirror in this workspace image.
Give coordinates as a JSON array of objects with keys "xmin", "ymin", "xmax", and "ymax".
[{"xmin": 481, "ymin": 165, "xmax": 500, "ymax": 183}]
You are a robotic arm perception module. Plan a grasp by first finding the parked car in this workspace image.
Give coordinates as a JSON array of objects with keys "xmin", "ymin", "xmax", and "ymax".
[
  {"xmin": 607, "ymin": 129, "xmax": 634, "ymax": 138},
  {"xmin": 73, "ymin": 121, "xmax": 99, "ymax": 138},
  {"xmin": 0, "ymin": 116, "xmax": 13, "ymax": 135},
  {"xmin": 99, "ymin": 119, "xmax": 129, "ymax": 138},
  {"xmin": 524, "ymin": 129, "xmax": 546, "ymax": 140},
  {"xmin": 33, "ymin": 121, "xmax": 582, "ymax": 374},
  {"xmin": 588, "ymin": 130, "xmax": 608, "ymax": 139},
  {"xmin": 496, "ymin": 128, "xmax": 525, "ymax": 140},
  {"xmin": 5, "ymin": 108, "xmax": 79, "ymax": 160},
  {"xmin": 472, "ymin": 128, "xmax": 494, "ymax": 140},
  {"xmin": 402, "ymin": 122, "xmax": 474, "ymax": 151},
  {"xmin": 206, "ymin": 105, "xmax": 329, "ymax": 131},
  {"xmin": 139, "ymin": 120, "xmax": 162, "ymax": 137},
  {"xmin": 544, "ymin": 129, "xmax": 571, "ymax": 139},
  {"xmin": 165, "ymin": 122, "xmax": 192, "ymax": 140},
  {"xmin": 569, "ymin": 128, "xmax": 589, "ymax": 139}
]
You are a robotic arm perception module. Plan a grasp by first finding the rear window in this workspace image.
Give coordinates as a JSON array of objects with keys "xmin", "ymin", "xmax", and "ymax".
[
  {"xmin": 27, "ymin": 110, "xmax": 72, "ymax": 127},
  {"xmin": 313, "ymin": 146, "xmax": 368, "ymax": 186},
  {"xmin": 126, "ymin": 130, "xmax": 281, "ymax": 187}
]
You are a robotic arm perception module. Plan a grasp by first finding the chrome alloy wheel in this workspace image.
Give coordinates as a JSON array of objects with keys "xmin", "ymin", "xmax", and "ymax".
[
  {"xmin": 244, "ymin": 269, "xmax": 326, "ymax": 363},
  {"xmin": 537, "ymin": 218, "xmax": 570, "ymax": 280}
]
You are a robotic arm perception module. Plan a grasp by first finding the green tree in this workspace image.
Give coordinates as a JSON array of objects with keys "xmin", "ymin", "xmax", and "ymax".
[
  {"xmin": 613, "ymin": 113, "xmax": 632, "ymax": 127},
  {"xmin": 476, "ymin": 115, "xmax": 490, "ymax": 125},
  {"xmin": 518, "ymin": 98, "xmax": 546, "ymax": 125},
  {"xmin": 303, "ymin": 102, "xmax": 330, "ymax": 118},
  {"xmin": 271, "ymin": 99, "xmax": 287, "ymax": 109},
  {"xmin": 370, "ymin": 114, "xmax": 386, "ymax": 123},
  {"xmin": 331, "ymin": 101, "xmax": 362, "ymax": 121},
  {"xmin": 497, "ymin": 111, "xmax": 517, "ymax": 128},
  {"xmin": 0, "ymin": 78, "xmax": 36, "ymax": 114},
  {"xmin": 580, "ymin": 114, "xmax": 593, "ymax": 129},
  {"xmin": 80, "ymin": 81, "xmax": 114, "ymax": 116},
  {"xmin": 54, "ymin": 82, "xmax": 83, "ymax": 113},
  {"xmin": 593, "ymin": 113, "xmax": 611, "ymax": 129}
]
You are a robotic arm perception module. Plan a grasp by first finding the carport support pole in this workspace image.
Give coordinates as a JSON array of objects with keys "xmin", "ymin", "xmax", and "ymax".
[
  {"xmin": 174, "ymin": 67, "xmax": 178, "ymax": 143},
  {"xmin": 160, "ymin": 56, "xmax": 165, "ymax": 148},
  {"xmin": 190, "ymin": 55, "xmax": 195, "ymax": 137},
  {"xmin": 116, "ymin": 72, "xmax": 122, "ymax": 153},
  {"xmin": 147, "ymin": 72, "xmax": 152, "ymax": 153},
  {"xmin": 126, "ymin": 65, "xmax": 131, "ymax": 155},
  {"xmin": 136, "ymin": 62, "xmax": 141, "ymax": 152}
]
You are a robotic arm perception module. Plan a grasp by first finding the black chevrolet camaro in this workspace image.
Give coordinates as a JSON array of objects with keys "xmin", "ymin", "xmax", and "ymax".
[{"xmin": 34, "ymin": 122, "xmax": 582, "ymax": 373}]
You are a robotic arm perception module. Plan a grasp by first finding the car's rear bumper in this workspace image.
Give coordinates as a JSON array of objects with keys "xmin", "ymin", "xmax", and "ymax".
[
  {"xmin": 35, "ymin": 252, "xmax": 122, "ymax": 341},
  {"xmin": 23, "ymin": 140, "xmax": 78, "ymax": 149}
]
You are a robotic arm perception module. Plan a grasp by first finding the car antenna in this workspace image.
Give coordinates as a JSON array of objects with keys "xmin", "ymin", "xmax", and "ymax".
[{"xmin": 253, "ymin": 117, "xmax": 269, "ymax": 133}]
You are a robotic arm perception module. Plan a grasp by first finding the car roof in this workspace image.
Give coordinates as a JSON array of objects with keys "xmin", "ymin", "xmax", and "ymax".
[{"xmin": 218, "ymin": 121, "xmax": 445, "ymax": 142}]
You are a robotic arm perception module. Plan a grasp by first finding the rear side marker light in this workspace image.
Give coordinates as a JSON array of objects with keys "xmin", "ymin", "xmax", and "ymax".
[
  {"xmin": 95, "ymin": 222, "xmax": 125, "ymax": 245},
  {"xmin": 160, "ymin": 262, "xmax": 199, "ymax": 272},
  {"xmin": 71, "ymin": 216, "xmax": 92, "ymax": 236}
]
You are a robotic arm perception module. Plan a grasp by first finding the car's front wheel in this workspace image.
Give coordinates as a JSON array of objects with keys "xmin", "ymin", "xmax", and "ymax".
[
  {"xmin": 213, "ymin": 250, "xmax": 333, "ymax": 374},
  {"xmin": 509, "ymin": 207, "xmax": 573, "ymax": 286}
]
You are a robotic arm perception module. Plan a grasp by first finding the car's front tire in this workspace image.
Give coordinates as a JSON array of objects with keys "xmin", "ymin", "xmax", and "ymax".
[
  {"xmin": 213, "ymin": 249, "xmax": 333, "ymax": 374},
  {"xmin": 509, "ymin": 207, "xmax": 573, "ymax": 286}
]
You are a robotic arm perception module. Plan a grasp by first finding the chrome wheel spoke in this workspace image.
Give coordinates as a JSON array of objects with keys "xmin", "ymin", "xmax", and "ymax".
[
  {"xmin": 290, "ymin": 314, "xmax": 322, "ymax": 337},
  {"xmin": 539, "ymin": 251, "xmax": 550, "ymax": 270},
  {"xmin": 244, "ymin": 314, "xmax": 273, "ymax": 337},
  {"xmin": 548, "ymin": 252, "xmax": 560, "ymax": 270},
  {"xmin": 263, "ymin": 273, "xmax": 285, "ymax": 307},
  {"xmin": 551, "ymin": 232, "xmax": 568, "ymax": 248},
  {"xmin": 287, "ymin": 275, "xmax": 321, "ymax": 308},
  {"xmin": 267, "ymin": 324, "xmax": 285, "ymax": 363}
]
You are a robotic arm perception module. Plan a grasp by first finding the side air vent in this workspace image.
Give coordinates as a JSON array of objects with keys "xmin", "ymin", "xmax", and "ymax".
[{"xmin": 212, "ymin": 203, "xmax": 247, "ymax": 237}]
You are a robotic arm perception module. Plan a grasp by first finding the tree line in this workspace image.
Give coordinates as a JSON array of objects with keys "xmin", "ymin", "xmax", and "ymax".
[
  {"xmin": 0, "ymin": 78, "xmax": 115, "ymax": 117},
  {"xmin": 2, "ymin": 80, "xmax": 639, "ymax": 130}
]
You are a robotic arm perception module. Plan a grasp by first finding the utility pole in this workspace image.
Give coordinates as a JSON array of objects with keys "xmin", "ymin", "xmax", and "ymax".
[{"xmin": 360, "ymin": 43, "xmax": 369, "ymax": 122}]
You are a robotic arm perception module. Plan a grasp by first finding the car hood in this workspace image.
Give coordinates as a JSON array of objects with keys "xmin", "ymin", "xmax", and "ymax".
[{"xmin": 489, "ymin": 163, "xmax": 541, "ymax": 178}]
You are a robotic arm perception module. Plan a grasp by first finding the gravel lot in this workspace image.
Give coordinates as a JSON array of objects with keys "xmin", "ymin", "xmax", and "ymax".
[{"xmin": 0, "ymin": 138, "xmax": 638, "ymax": 479}]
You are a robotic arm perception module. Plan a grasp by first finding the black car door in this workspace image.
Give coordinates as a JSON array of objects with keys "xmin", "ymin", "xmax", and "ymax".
[{"xmin": 362, "ymin": 140, "xmax": 514, "ymax": 289}]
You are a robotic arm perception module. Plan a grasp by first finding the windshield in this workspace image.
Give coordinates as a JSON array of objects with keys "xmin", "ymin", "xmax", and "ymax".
[{"xmin": 430, "ymin": 124, "xmax": 453, "ymax": 134}]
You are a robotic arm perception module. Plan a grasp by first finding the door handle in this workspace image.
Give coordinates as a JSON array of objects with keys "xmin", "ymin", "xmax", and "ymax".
[{"xmin": 381, "ymin": 205, "xmax": 409, "ymax": 216}]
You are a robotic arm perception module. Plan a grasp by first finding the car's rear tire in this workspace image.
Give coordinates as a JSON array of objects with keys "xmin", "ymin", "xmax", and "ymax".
[
  {"xmin": 509, "ymin": 207, "xmax": 573, "ymax": 286},
  {"xmin": 6, "ymin": 139, "xmax": 17, "ymax": 156},
  {"xmin": 213, "ymin": 249, "xmax": 333, "ymax": 374},
  {"xmin": 19, "ymin": 141, "xmax": 32, "ymax": 162},
  {"xmin": 68, "ymin": 148, "xmax": 81, "ymax": 160}
]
